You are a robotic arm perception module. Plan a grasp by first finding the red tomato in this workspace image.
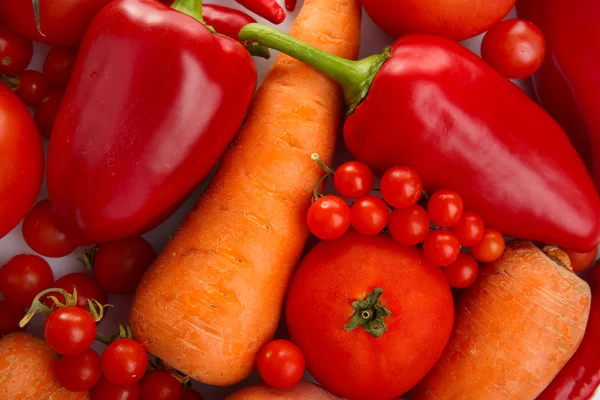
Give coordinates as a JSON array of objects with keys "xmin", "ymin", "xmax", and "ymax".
[
  {"xmin": 139, "ymin": 370, "xmax": 182, "ymax": 400},
  {"xmin": 44, "ymin": 307, "xmax": 96, "ymax": 355},
  {"xmin": 307, "ymin": 196, "xmax": 351, "ymax": 240},
  {"xmin": 257, "ymin": 339, "xmax": 305, "ymax": 389},
  {"xmin": 334, "ymin": 161, "xmax": 374, "ymax": 199},
  {"xmin": 380, "ymin": 166, "xmax": 422, "ymax": 208},
  {"xmin": 0, "ymin": 254, "xmax": 54, "ymax": 308},
  {"xmin": 180, "ymin": 389, "xmax": 203, "ymax": 400},
  {"xmin": 388, "ymin": 204, "xmax": 430, "ymax": 246},
  {"xmin": 0, "ymin": 24, "xmax": 33, "ymax": 74},
  {"xmin": 22, "ymin": 199, "xmax": 78, "ymax": 258},
  {"xmin": 350, "ymin": 196, "xmax": 389, "ymax": 235},
  {"xmin": 0, "ymin": 300, "xmax": 26, "ymax": 337},
  {"xmin": 285, "ymin": 231, "xmax": 454, "ymax": 400},
  {"xmin": 423, "ymin": 230, "xmax": 461, "ymax": 267},
  {"xmin": 54, "ymin": 348, "xmax": 102, "ymax": 392},
  {"xmin": 427, "ymin": 189, "xmax": 464, "ymax": 228},
  {"xmin": 360, "ymin": 0, "xmax": 515, "ymax": 41},
  {"xmin": 481, "ymin": 19, "xmax": 546, "ymax": 79},
  {"xmin": 564, "ymin": 248, "xmax": 598, "ymax": 273},
  {"xmin": 47, "ymin": 272, "xmax": 108, "ymax": 309},
  {"xmin": 0, "ymin": 0, "xmax": 115, "ymax": 46},
  {"xmin": 34, "ymin": 91, "xmax": 65, "ymax": 140},
  {"xmin": 443, "ymin": 252, "xmax": 479, "ymax": 288},
  {"xmin": 43, "ymin": 47, "xmax": 78, "ymax": 88},
  {"xmin": 0, "ymin": 84, "xmax": 44, "ymax": 239},
  {"xmin": 470, "ymin": 228, "xmax": 506, "ymax": 262},
  {"xmin": 92, "ymin": 377, "xmax": 140, "ymax": 400},
  {"xmin": 92, "ymin": 236, "xmax": 156, "ymax": 295},
  {"xmin": 451, "ymin": 211, "xmax": 485, "ymax": 247},
  {"xmin": 102, "ymin": 339, "xmax": 149, "ymax": 385},
  {"xmin": 15, "ymin": 70, "xmax": 50, "ymax": 106}
]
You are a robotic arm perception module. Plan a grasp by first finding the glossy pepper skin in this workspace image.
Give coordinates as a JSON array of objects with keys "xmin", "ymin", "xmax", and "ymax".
[
  {"xmin": 517, "ymin": 0, "xmax": 600, "ymax": 191},
  {"xmin": 240, "ymin": 26, "xmax": 600, "ymax": 252},
  {"xmin": 48, "ymin": 0, "xmax": 256, "ymax": 245},
  {"xmin": 538, "ymin": 263, "xmax": 600, "ymax": 400}
]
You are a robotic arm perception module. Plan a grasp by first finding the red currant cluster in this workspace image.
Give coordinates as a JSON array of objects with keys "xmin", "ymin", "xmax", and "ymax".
[{"xmin": 306, "ymin": 156, "xmax": 506, "ymax": 289}]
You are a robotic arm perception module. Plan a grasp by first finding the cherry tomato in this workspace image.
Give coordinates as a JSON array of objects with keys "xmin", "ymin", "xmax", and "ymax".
[
  {"xmin": 423, "ymin": 230, "xmax": 461, "ymax": 267},
  {"xmin": 307, "ymin": 196, "xmax": 351, "ymax": 240},
  {"xmin": 43, "ymin": 47, "xmax": 78, "ymax": 88},
  {"xmin": 0, "ymin": 24, "xmax": 33, "ymax": 74},
  {"xmin": 427, "ymin": 190, "xmax": 464, "ymax": 228},
  {"xmin": 34, "ymin": 90, "xmax": 64, "ymax": 140},
  {"xmin": 443, "ymin": 252, "xmax": 479, "ymax": 288},
  {"xmin": 388, "ymin": 204, "xmax": 430, "ymax": 246},
  {"xmin": 92, "ymin": 377, "xmax": 140, "ymax": 400},
  {"xmin": 92, "ymin": 236, "xmax": 156, "ymax": 295},
  {"xmin": 380, "ymin": 166, "xmax": 422, "ymax": 208},
  {"xmin": 470, "ymin": 228, "xmax": 506, "ymax": 263},
  {"xmin": 102, "ymin": 339, "xmax": 149, "ymax": 385},
  {"xmin": 0, "ymin": 300, "xmax": 25, "ymax": 337},
  {"xmin": 22, "ymin": 199, "xmax": 77, "ymax": 258},
  {"xmin": 333, "ymin": 161, "xmax": 374, "ymax": 199},
  {"xmin": 0, "ymin": 84, "xmax": 44, "ymax": 240},
  {"xmin": 0, "ymin": 254, "xmax": 54, "ymax": 307},
  {"xmin": 481, "ymin": 18, "xmax": 546, "ymax": 79},
  {"xmin": 564, "ymin": 248, "xmax": 598, "ymax": 273},
  {"xmin": 180, "ymin": 389, "xmax": 203, "ymax": 400},
  {"xmin": 451, "ymin": 211, "xmax": 485, "ymax": 247},
  {"xmin": 350, "ymin": 196, "xmax": 389, "ymax": 236},
  {"xmin": 15, "ymin": 70, "xmax": 50, "ymax": 106},
  {"xmin": 140, "ymin": 370, "xmax": 182, "ymax": 400},
  {"xmin": 47, "ymin": 272, "xmax": 108, "ymax": 309},
  {"xmin": 54, "ymin": 348, "xmax": 102, "ymax": 392},
  {"xmin": 44, "ymin": 307, "xmax": 96, "ymax": 355},
  {"xmin": 257, "ymin": 339, "xmax": 305, "ymax": 389}
]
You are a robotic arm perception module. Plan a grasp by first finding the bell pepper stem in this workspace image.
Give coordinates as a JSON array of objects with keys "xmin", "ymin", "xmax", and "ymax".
[
  {"xmin": 239, "ymin": 23, "xmax": 390, "ymax": 112},
  {"xmin": 172, "ymin": 0, "xmax": 216, "ymax": 33}
]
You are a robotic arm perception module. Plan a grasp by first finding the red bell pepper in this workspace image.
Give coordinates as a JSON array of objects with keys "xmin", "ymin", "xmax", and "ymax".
[
  {"xmin": 47, "ymin": 0, "xmax": 257, "ymax": 245},
  {"xmin": 517, "ymin": 0, "xmax": 600, "ymax": 192},
  {"xmin": 239, "ymin": 25, "xmax": 600, "ymax": 252},
  {"xmin": 538, "ymin": 262, "xmax": 600, "ymax": 400}
]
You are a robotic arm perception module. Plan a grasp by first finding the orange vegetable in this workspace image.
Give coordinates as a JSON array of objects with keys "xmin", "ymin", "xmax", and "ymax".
[
  {"xmin": 0, "ymin": 332, "xmax": 90, "ymax": 399},
  {"xmin": 226, "ymin": 381, "xmax": 339, "ymax": 399},
  {"xmin": 412, "ymin": 241, "xmax": 591, "ymax": 400},
  {"xmin": 130, "ymin": 0, "xmax": 361, "ymax": 386}
]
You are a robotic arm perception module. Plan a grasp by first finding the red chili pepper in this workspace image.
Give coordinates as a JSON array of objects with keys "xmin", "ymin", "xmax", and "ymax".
[
  {"xmin": 235, "ymin": 0, "xmax": 285, "ymax": 25},
  {"xmin": 46, "ymin": 0, "xmax": 257, "ymax": 245},
  {"xmin": 239, "ymin": 25, "xmax": 600, "ymax": 252},
  {"xmin": 538, "ymin": 262, "xmax": 600, "ymax": 400},
  {"xmin": 517, "ymin": 0, "xmax": 600, "ymax": 192}
]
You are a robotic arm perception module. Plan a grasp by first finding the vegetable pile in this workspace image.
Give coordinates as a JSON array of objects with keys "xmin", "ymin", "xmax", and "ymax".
[{"xmin": 1, "ymin": 0, "xmax": 600, "ymax": 399}]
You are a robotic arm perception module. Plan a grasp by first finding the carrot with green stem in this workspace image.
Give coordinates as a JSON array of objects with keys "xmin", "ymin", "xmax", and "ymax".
[{"xmin": 130, "ymin": 0, "xmax": 362, "ymax": 386}]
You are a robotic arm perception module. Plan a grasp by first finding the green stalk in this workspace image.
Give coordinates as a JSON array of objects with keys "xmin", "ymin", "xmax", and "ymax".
[
  {"xmin": 239, "ymin": 23, "xmax": 390, "ymax": 112},
  {"xmin": 171, "ymin": 0, "xmax": 215, "ymax": 33}
]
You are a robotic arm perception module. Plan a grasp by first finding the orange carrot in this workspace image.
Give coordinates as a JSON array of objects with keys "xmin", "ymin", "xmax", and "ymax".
[
  {"xmin": 130, "ymin": 0, "xmax": 361, "ymax": 386},
  {"xmin": 0, "ymin": 332, "xmax": 90, "ymax": 400},
  {"xmin": 412, "ymin": 241, "xmax": 591, "ymax": 400},
  {"xmin": 226, "ymin": 381, "xmax": 339, "ymax": 399}
]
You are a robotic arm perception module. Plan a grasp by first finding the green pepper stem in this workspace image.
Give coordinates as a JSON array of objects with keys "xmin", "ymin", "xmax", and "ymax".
[
  {"xmin": 171, "ymin": 0, "xmax": 216, "ymax": 33},
  {"xmin": 239, "ymin": 23, "xmax": 390, "ymax": 112}
]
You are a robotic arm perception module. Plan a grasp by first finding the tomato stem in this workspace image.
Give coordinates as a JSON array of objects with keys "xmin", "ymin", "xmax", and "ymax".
[
  {"xmin": 344, "ymin": 287, "xmax": 392, "ymax": 337},
  {"xmin": 32, "ymin": 0, "xmax": 46, "ymax": 37},
  {"xmin": 19, "ymin": 287, "xmax": 75, "ymax": 328}
]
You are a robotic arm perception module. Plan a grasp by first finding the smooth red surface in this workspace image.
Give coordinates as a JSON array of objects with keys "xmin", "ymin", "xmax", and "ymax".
[
  {"xmin": 15, "ymin": 70, "xmax": 50, "ymax": 106},
  {"xmin": 451, "ymin": 211, "xmax": 484, "ymax": 247},
  {"xmin": 565, "ymin": 248, "xmax": 598, "ymax": 273},
  {"xmin": 518, "ymin": 0, "xmax": 600, "ymax": 191},
  {"xmin": 22, "ymin": 199, "xmax": 77, "ymax": 257},
  {"xmin": 388, "ymin": 204, "xmax": 430, "ymax": 246},
  {"xmin": 334, "ymin": 161, "xmax": 374, "ymax": 199},
  {"xmin": 55, "ymin": 349, "xmax": 102, "ymax": 392},
  {"xmin": 285, "ymin": 231, "xmax": 454, "ymax": 400},
  {"xmin": 102, "ymin": 339, "xmax": 149, "ymax": 385},
  {"xmin": 380, "ymin": 166, "xmax": 422, "ymax": 208},
  {"xmin": 307, "ymin": 196, "xmax": 351, "ymax": 240},
  {"xmin": 0, "ymin": 0, "xmax": 114, "ymax": 46},
  {"xmin": 48, "ymin": 272, "xmax": 108, "ymax": 309},
  {"xmin": 256, "ymin": 340, "xmax": 305, "ymax": 389},
  {"xmin": 44, "ymin": 307, "xmax": 97, "ymax": 355},
  {"xmin": 92, "ymin": 377, "xmax": 140, "ymax": 400},
  {"xmin": 345, "ymin": 34, "xmax": 600, "ymax": 252},
  {"xmin": 0, "ymin": 24, "xmax": 33, "ymax": 74},
  {"xmin": 538, "ymin": 263, "xmax": 600, "ymax": 400},
  {"xmin": 0, "ymin": 254, "xmax": 54, "ymax": 308},
  {"xmin": 35, "ymin": 91, "xmax": 65, "ymax": 140},
  {"xmin": 350, "ymin": 195, "xmax": 389, "ymax": 235},
  {"xmin": 139, "ymin": 370, "xmax": 182, "ymax": 400},
  {"xmin": 426, "ymin": 189, "xmax": 463, "ymax": 228},
  {"xmin": 203, "ymin": 4, "xmax": 256, "ymax": 41},
  {"xmin": 47, "ymin": 0, "xmax": 256, "ymax": 245},
  {"xmin": 0, "ymin": 86, "xmax": 44, "ymax": 240},
  {"xmin": 443, "ymin": 252, "xmax": 479, "ymax": 289},
  {"xmin": 44, "ymin": 47, "xmax": 78, "ymax": 88},
  {"xmin": 0, "ymin": 300, "xmax": 25, "ymax": 337},
  {"xmin": 470, "ymin": 228, "xmax": 505, "ymax": 262},
  {"xmin": 423, "ymin": 230, "xmax": 460, "ymax": 267}
]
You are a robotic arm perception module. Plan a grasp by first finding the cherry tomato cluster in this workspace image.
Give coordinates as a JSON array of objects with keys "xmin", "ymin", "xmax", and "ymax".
[
  {"xmin": 306, "ymin": 157, "xmax": 507, "ymax": 289},
  {"xmin": 1, "ymin": 23, "xmax": 76, "ymax": 140}
]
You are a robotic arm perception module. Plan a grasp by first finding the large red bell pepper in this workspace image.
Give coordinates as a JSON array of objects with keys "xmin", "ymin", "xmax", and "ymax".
[
  {"xmin": 538, "ymin": 262, "xmax": 600, "ymax": 400},
  {"xmin": 239, "ymin": 25, "xmax": 600, "ymax": 252},
  {"xmin": 517, "ymin": 0, "xmax": 600, "ymax": 192},
  {"xmin": 47, "ymin": 0, "xmax": 257, "ymax": 245}
]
